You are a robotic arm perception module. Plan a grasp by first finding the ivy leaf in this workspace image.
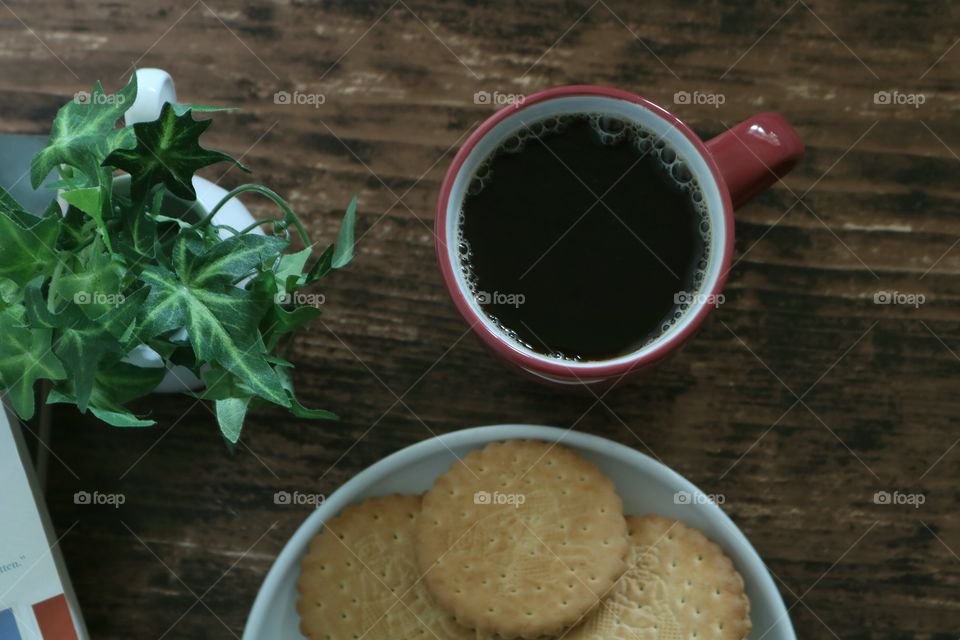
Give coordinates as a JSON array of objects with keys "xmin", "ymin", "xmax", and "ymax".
[
  {"xmin": 31, "ymin": 76, "xmax": 137, "ymax": 188},
  {"xmin": 305, "ymin": 244, "xmax": 335, "ymax": 284},
  {"xmin": 59, "ymin": 184, "xmax": 118, "ymax": 253},
  {"xmin": 89, "ymin": 403, "xmax": 155, "ymax": 427},
  {"xmin": 181, "ymin": 233, "xmax": 287, "ymax": 288},
  {"xmin": 48, "ymin": 361, "xmax": 164, "ymax": 427},
  {"xmin": 0, "ymin": 306, "xmax": 67, "ymax": 419},
  {"xmin": 114, "ymin": 188, "xmax": 162, "ymax": 262},
  {"xmin": 331, "ymin": 196, "xmax": 357, "ymax": 269},
  {"xmin": 60, "ymin": 187, "xmax": 100, "ymax": 216},
  {"xmin": 170, "ymin": 232, "xmax": 205, "ymax": 276},
  {"xmin": 277, "ymin": 366, "xmax": 337, "ymax": 420},
  {"xmin": 0, "ymin": 189, "xmax": 60, "ymax": 283},
  {"xmin": 215, "ymin": 397, "xmax": 250, "ymax": 443},
  {"xmin": 250, "ymin": 268, "xmax": 322, "ymax": 351},
  {"xmin": 24, "ymin": 283, "xmax": 148, "ymax": 412},
  {"xmin": 103, "ymin": 102, "xmax": 249, "ymax": 202},
  {"xmin": 55, "ymin": 206, "xmax": 90, "ymax": 253},
  {"xmin": 275, "ymin": 246, "xmax": 312, "ymax": 291},
  {"xmin": 170, "ymin": 103, "xmax": 237, "ymax": 116},
  {"xmin": 97, "ymin": 361, "xmax": 167, "ymax": 403},
  {"xmin": 52, "ymin": 249, "xmax": 126, "ymax": 321},
  {"xmin": 138, "ymin": 264, "xmax": 289, "ymax": 407},
  {"xmin": 197, "ymin": 366, "xmax": 261, "ymax": 445},
  {"xmin": 273, "ymin": 304, "xmax": 322, "ymax": 334}
]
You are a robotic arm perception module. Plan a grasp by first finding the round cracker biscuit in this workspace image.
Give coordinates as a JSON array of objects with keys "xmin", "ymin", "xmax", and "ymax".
[
  {"xmin": 416, "ymin": 440, "xmax": 629, "ymax": 638},
  {"xmin": 297, "ymin": 494, "xmax": 491, "ymax": 640},
  {"xmin": 563, "ymin": 515, "xmax": 752, "ymax": 640}
]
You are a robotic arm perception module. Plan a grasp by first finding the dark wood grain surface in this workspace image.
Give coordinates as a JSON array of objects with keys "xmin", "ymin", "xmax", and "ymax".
[{"xmin": 1, "ymin": 1, "xmax": 958, "ymax": 637}]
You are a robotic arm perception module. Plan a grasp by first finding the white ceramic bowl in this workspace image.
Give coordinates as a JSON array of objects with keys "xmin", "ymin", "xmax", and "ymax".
[{"xmin": 243, "ymin": 425, "xmax": 796, "ymax": 639}]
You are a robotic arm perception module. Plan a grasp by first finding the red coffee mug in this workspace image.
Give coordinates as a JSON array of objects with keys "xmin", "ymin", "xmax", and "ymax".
[{"xmin": 435, "ymin": 85, "xmax": 803, "ymax": 386}]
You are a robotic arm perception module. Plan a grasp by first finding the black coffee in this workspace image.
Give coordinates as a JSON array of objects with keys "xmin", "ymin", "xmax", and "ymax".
[{"xmin": 458, "ymin": 113, "xmax": 709, "ymax": 361}]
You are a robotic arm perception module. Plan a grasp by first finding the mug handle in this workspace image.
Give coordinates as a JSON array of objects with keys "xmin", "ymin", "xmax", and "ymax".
[
  {"xmin": 124, "ymin": 68, "xmax": 177, "ymax": 126},
  {"xmin": 705, "ymin": 112, "xmax": 804, "ymax": 209}
]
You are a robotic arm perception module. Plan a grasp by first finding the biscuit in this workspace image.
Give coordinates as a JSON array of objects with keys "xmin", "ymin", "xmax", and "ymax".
[
  {"xmin": 415, "ymin": 440, "xmax": 629, "ymax": 638},
  {"xmin": 296, "ymin": 494, "xmax": 491, "ymax": 640},
  {"xmin": 563, "ymin": 514, "xmax": 752, "ymax": 640}
]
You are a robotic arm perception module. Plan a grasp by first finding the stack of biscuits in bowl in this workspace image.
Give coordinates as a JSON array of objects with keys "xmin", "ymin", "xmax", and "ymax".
[{"xmin": 296, "ymin": 440, "xmax": 751, "ymax": 639}]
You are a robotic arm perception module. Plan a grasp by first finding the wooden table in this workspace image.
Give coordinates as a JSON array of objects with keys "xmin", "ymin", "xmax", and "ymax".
[{"xmin": 1, "ymin": 1, "xmax": 957, "ymax": 637}]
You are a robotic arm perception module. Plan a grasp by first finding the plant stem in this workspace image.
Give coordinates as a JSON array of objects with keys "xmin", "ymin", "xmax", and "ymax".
[
  {"xmin": 237, "ymin": 217, "xmax": 287, "ymax": 236},
  {"xmin": 195, "ymin": 184, "xmax": 311, "ymax": 246}
]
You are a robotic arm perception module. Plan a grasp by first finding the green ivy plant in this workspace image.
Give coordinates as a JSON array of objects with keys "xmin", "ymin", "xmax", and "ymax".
[{"xmin": 0, "ymin": 74, "xmax": 356, "ymax": 443}]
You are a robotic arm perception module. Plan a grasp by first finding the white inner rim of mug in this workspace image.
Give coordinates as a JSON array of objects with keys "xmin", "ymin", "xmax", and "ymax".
[{"xmin": 445, "ymin": 95, "xmax": 727, "ymax": 370}]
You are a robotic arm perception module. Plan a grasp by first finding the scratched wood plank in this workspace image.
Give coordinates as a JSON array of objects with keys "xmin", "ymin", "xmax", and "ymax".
[{"xmin": 1, "ymin": 0, "xmax": 959, "ymax": 637}]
